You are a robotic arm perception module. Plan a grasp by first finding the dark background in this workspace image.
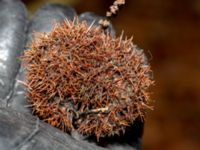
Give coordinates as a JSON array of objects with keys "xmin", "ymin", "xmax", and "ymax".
[{"xmin": 22, "ymin": 0, "xmax": 200, "ymax": 150}]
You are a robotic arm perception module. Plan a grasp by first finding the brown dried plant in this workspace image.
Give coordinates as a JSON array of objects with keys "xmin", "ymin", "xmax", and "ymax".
[
  {"xmin": 99, "ymin": 0, "xmax": 126, "ymax": 28},
  {"xmin": 21, "ymin": 19, "xmax": 153, "ymax": 141}
]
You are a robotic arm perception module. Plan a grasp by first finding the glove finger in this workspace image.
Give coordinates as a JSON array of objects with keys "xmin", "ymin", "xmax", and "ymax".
[
  {"xmin": 27, "ymin": 3, "xmax": 77, "ymax": 41},
  {"xmin": 0, "ymin": 107, "xmax": 106, "ymax": 150},
  {"xmin": 0, "ymin": 0, "xmax": 27, "ymax": 106},
  {"xmin": 79, "ymin": 12, "xmax": 116, "ymax": 37},
  {"xmin": 11, "ymin": 4, "xmax": 77, "ymax": 113}
]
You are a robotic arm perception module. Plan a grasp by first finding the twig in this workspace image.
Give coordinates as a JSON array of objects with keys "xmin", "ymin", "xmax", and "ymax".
[{"xmin": 99, "ymin": 0, "xmax": 126, "ymax": 29}]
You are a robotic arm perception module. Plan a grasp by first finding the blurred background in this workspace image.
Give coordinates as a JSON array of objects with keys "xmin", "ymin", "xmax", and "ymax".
[{"xmin": 22, "ymin": 0, "xmax": 200, "ymax": 150}]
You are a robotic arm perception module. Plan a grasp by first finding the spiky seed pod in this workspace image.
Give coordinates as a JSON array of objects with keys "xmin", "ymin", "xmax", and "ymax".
[{"xmin": 21, "ymin": 19, "xmax": 153, "ymax": 141}]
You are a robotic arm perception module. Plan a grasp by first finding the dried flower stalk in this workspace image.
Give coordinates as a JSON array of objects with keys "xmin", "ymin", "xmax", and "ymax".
[{"xmin": 99, "ymin": 0, "xmax": 126, "ymax": 29}]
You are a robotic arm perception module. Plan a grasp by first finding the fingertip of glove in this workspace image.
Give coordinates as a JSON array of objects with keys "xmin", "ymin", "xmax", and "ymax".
[
  {"xmin": 35, "ymin": 3, "xmax": 77, "ymax": 21},
  {"xmin": 0, "ymin": 0, "xmax": 27, "ymax": 101},
  {"xmin": 29, "ymin": 4, "xmax": 76, "ymax": 31},
  {"xmin": 79, "ymin": 12, "xmax": 116, "ymax": 37},
  {"xmin": 28, "ymin": 3, "xmax": 77, "ymax": 41}
]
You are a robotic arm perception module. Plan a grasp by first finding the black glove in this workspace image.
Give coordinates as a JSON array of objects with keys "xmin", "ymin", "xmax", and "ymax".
[{"xmin": 0, "ymin": 0, "xmax": 143, "ymax": 149}]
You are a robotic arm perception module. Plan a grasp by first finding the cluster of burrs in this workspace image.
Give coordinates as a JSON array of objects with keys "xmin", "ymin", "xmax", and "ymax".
[{"xmin": 21, "ymin": 18, "xmax": 153, "ymax": 141}]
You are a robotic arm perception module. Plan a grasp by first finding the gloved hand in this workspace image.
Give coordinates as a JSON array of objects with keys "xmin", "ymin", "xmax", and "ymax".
[{"xmin": 0, "ymin": 0, "xmax": 143, "ymax": 149}]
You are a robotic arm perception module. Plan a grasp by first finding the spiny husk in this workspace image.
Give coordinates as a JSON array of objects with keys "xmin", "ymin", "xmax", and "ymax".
[{"xmin": 22, "ymin": 19, "xmax": 153, "ymax": 141}]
